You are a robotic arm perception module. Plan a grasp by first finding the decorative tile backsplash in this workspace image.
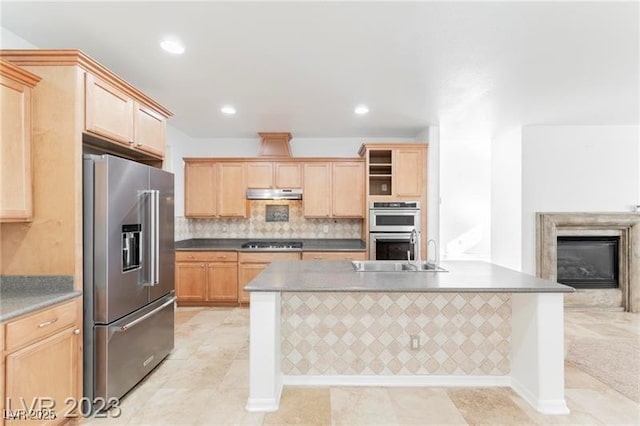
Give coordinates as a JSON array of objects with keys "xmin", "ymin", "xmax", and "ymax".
[
  {"xmin": 281, "ymin": 292, "xmax": 511, "ymax": 376},
  {"xmin": 176, "ymin": 200, "xmax": 362, "ymax": 240}
]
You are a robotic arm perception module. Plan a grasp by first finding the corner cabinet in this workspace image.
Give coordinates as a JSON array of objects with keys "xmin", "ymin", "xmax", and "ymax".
[
  {"xmin": 0, "ymin": 60, "xmax": 41, "ymax": 222},
  {"xmin": 2, "ymin": 298, "xmax": 82, "ymax": 425},
  {"xmin": 184, "ymin": 162, "xmax": 217, "ymax": 218}
]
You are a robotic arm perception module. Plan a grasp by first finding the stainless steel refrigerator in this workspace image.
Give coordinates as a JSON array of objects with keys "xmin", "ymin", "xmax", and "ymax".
[{"xmin": 83, "ymin": 154, "xmax": 176, "ymax": 408}]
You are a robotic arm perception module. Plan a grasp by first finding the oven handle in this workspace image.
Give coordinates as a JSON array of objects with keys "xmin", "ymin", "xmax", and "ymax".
[{"xmin": 370, "ymin": 234, "xmax": 414, "ymax": 240}]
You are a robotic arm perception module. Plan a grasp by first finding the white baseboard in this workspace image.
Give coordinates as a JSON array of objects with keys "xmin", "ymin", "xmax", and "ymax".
[
  {"xmin": 511, "ymin": 377, "xmax": 570, "ymax": 415},
  {"xmin": 245, "ymin": 378, "xmax": 283, "ymax": 412}
]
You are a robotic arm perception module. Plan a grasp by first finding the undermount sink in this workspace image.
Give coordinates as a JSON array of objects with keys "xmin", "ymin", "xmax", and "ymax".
[{"xmin": 351, "ymin": 260, "xmax": 448, "ymax": 272}]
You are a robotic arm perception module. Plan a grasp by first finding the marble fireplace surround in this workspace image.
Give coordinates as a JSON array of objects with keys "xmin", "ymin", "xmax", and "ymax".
[{"xmin": 536, "ymin": 212, "xmax": 640, "ymax": 312}]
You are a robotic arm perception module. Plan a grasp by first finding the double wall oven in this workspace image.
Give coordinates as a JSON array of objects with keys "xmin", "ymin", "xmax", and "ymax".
[{"xmin": 369, "ymin": 201, "xmax": 420, "ymax": 260}]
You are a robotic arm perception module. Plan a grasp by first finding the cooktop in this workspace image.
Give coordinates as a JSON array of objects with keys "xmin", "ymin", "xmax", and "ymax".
[{"xmin": 240, "ymin": 241, "xmax": 303, "ymax": 250}]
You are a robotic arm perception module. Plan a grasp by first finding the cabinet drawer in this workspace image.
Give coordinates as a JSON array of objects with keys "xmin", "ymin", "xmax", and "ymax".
[
  {"xmin": 302, "ymin": 251, "xmax": 367, "ymax": 261},
  {"xmin": 5, "ymin": 299, "xmax": 78, "ymax": 351},
  {"xmin": 176, "ymin": 251, "xmax": 238, "ymax": 262},
  {"xmin": 239, "ymin": 252, "xmax": 301, "ymax": 263}
]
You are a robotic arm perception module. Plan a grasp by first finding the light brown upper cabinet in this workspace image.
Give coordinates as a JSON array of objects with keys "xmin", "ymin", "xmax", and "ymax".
[
  {"xmin": 360, "ymin": 144, "xmax": 427, "ymax": 200},
  {"xmin": 302, "ymin": 160, "xmax": 365, "ymax": 219},
  {"xmin": 274, "ymin": 162, "xmax": 302, "ymax": 188},
  {"xmin": 0, "ymin": 60, "xmax": 40, "ymax": 222},
  {"xmin": 185, "ymin": 162, "xmax": 216, "ymax": 217},
  {"xmin": 247, "ymin": 162, "xmax": 273, "ymax": 188},
  {"xmin": 332, "ymin": 162, "xmax": 364, "ymax": 218},
  {"xmin": 85, "ymin": 74, "xmax": 167, "ymax": 159},
  {"xmin": 246, "ymin": 161, "xmax": 301, "ymax": 189},
  {"xmin": 303, "ymin": 162, "xmax": 332, "ymax": 217},
  {"xmin": 394, "ymin": 148, "xmax": 423, "ymax": 198},
  {"xmin": 134, "ymin": 102, "xmax": 166, "ymax": 157},
  {"xmin": 217, "ymin": 162, "xmax": 248, "ymax": 217}
]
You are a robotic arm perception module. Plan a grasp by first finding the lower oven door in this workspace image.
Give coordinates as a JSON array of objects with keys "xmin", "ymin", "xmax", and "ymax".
[
  {"xmin": 370, "ymin": 233, "xmax": 415, "ymax": 260},
  {"xmin": 93, "ymin": 294, "xmax": 175, "ymax": 404}
]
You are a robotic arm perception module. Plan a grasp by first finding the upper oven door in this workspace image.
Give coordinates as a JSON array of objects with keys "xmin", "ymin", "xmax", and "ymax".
[{"xmin": 369, "ymin": 209, "xmax": 420, "ymax": 233}]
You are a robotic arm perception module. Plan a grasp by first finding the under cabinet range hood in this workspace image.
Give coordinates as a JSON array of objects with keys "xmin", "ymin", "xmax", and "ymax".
[{"xmin": 246, "ymin": 188, "xmax": 303, "ymax": 200}]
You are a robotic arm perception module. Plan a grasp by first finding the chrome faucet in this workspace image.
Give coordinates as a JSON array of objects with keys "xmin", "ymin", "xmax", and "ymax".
[{"xmin": 408, "ymin": 228, "xmax": 421, "ymax": 269}]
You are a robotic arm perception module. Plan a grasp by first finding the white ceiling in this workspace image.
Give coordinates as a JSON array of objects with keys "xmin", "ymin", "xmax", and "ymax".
[{"xmin": 1, "ymin": 1, "xmax": 638, "ymax": 139}]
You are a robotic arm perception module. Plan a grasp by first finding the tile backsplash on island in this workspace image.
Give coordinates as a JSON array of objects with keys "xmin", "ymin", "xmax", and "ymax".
[{"xmin": 175, "ymin": 200, "xmax": 362, "ymax": 240}]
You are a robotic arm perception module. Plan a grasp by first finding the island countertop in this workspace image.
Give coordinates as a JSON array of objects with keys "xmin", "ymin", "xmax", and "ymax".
[{"xmin": 244, "ymin": 260, "xmax": 574, "ymax": 293}]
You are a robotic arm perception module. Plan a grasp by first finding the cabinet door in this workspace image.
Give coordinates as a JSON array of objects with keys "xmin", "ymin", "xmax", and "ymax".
[
  {"xmin": 275, "ymin": 163, "xmax": 301, "ymax": 188},
  {"xmin": 184, "ymin": 162, "xmax": 216, "ymax": 217},
  {"xmin": 247, "ymin": 162, "xmax": 273, "ymax": 189},
  {"xmin": 303, "ymin": 163, "xmax": 331, "ymax": 217},
  {"xmin": 394, "ymin": 149, "xmax": 423, "ymax": 197},
  {"xmin": 175, "ymin": 262, "xmax": 206, "ymax": 302},
  {"xmin": 238, "ymin": 263, "xmax": 267, "ymax": 303},
  {"xmin": 218, "ymin": 163, "xmax": 247, "ymax": 217},
  {"xmin": 5, "ymin": 327, "xmax": 78, "ymax": 425},
  {"xmin": 85, "ymin": 74, "xmax": 134, "ymax": 146},
  {"xmin": 0, "ymin": 76, "xmax": 32, "ymax": 221},
  {"xmin": 206, "ymin": 262, "xmax": 238, "ymax": 302},
  {"xmin": 133, "ymin": 102, "xmax": 165, "ymax": 158},
  {"xmin": 332, "ymin": 162, "xmax": 364, "ymax": 217}
]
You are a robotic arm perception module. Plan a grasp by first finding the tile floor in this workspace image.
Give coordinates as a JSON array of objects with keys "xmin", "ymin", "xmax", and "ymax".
[{"xmin": 81, "ymin": 307, "xmax": 640, "ymax": 425}]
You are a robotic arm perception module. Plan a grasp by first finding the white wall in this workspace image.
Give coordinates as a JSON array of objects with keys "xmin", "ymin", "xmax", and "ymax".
[
  {"xmin": 490, "ymin": 127, "xmax": 522, "ymax": 270},
  {"xmin": 0, "ymin": 26, "xmax": 37, "ymax": 48},
  {"xmin": 439, "ymin": 136, "xmax": 491, "ymax": 260},
  {"xmin": 521, "ymin": 125, "xmax": 640, "ymax": 274},
  {"xmin": 167, "ymin": 127, "xmax": 422, "ymax": 217}
]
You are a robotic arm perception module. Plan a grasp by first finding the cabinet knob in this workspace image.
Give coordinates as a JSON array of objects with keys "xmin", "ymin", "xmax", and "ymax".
[
  {"xmin": 73, "ymin": 328, "xmax": 81, "ymax": 335},
  {"xmin": 188, "ymin": 255, "xmax": 195, "ymax": 259},
  {"xmin": 129, "ymin": 140, "xmax": 135, "ymax": 144},
  {"xmin": 314, "ymin": 256, "xmax": 322, "ymax": 260},
  {"xmin": 201, "ymin": 264, "xmax": 206, "ymax": 267},
  {"xmin": 218, "ymin": 255, "xmax": 227, "ymax": 259}
]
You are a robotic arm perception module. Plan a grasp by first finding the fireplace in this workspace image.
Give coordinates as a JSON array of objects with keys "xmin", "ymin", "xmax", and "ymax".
[
  {"xmin": 557, "ymin": 236, "xmax": 619, "ymax": 289},
  {"xmin": 536, "ymin": 212, "xmax": 639, "ymax": 312}
]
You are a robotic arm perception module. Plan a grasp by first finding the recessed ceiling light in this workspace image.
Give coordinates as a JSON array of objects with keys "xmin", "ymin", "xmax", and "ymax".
[
  {"xmin": 221, "ymin": 106, "xmax": 236, "ymax": 115},
  {"xmin": 160, "ymin": 38, "xmax": 185, "ymax": 55},
  {"xmin": 354, "ymin": 105, "xmax": 369, "ymax": 115}
]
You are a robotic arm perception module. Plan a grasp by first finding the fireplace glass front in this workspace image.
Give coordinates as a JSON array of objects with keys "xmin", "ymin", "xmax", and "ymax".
[{"xmin": 557, "ymin": 236, "xmax": 619, "ymax": 289}]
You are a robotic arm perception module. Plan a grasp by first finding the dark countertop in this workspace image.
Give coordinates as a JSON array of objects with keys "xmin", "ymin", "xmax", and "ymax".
[
  {"xmin": 175, "ymin": 238, "xmax": 366, "ymax": 252},
  {"xmin": 0, "ymin": 276, "xmax": 81, "ymax": 322},
  {"xmin": 244, "ymin": 260, "xmax": 575, "ymax": 293}
]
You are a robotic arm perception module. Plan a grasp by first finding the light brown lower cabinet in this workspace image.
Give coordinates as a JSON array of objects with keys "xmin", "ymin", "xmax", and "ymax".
[
  {"xmin": 2, "ymin": 298, "xmax": 82, "ymax": 426},
  {"xmin": 238, "ymin": 252, "xmax": 302, "ymax": 304},
  {"xmin": 301, "ymin": 251, "xmax": 367, "ymax": 261},
  {"xmin": 175, "ymin": 252, "xmax": 238, "ymax": 304}
]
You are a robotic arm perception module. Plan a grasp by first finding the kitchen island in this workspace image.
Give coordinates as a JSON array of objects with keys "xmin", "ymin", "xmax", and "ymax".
[{"xmin": 244, "ymin": 260, "xmax": 574, "ymax": 415}]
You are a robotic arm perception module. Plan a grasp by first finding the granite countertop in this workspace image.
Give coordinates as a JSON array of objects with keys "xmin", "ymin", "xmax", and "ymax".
[
  {"xmin": 0, "ymin": 276, "xmax": 81, "ymax": 322},
  {"xmin": 244, "ymin": 260, "xmax": 575, "ymax": 293},
  {"xmin": 175, "ymin": 238, "xmax": 366, "ymax": 252}
]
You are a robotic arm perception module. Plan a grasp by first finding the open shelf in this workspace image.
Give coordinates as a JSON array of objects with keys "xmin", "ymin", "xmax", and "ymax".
[{"xmin": 368, "ymin": 149, "xmax": 393, "ymax": 196}]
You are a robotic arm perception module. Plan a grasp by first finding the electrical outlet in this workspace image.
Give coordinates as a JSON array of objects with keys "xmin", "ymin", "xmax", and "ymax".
[
  {"xmin": 222, "ymin": 225, "xmax": 227, "ymax": 233},
  {"xmin": 381, "ymin": 183, "xmax": 388, "ymax": 192},
  {"xmin": 323, "ymin": 225, "xmax": 329, "ymax": 233},
  {"xmin": 410, "ymin": 335, "xmax": 420, "ymax": 350}
]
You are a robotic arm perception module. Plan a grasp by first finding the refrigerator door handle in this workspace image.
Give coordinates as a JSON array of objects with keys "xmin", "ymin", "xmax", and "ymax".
[
  {"xmin": 152, "ymin": 189, "xmax": 160, "ymax": 285},
  {"xmin": 141, "ymin": 189, "xmax": 160, "ymax": 286},
  {"xmin": 117, "ymin": 296, "xmax": 176, "ymax": 332}
]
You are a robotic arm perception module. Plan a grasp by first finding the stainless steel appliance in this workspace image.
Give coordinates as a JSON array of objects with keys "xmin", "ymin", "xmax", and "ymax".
[
  {"xmin": 369, "ymin": 202, "xmax": 420, "ymax": 260},
  {"xmin": 246, "ymin": 188, "xmax": 303, "ymax": 200},
  {"xmin": 369, "ymin": 201, "xmax": 420, "ymax": 232},
  {"xmin": 83, "ymin": 154, "xmax": 176, "ymax": 409},
  {"xmin": 240, "ymin": 240, "xmax": 303, "ymax": 250}
]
